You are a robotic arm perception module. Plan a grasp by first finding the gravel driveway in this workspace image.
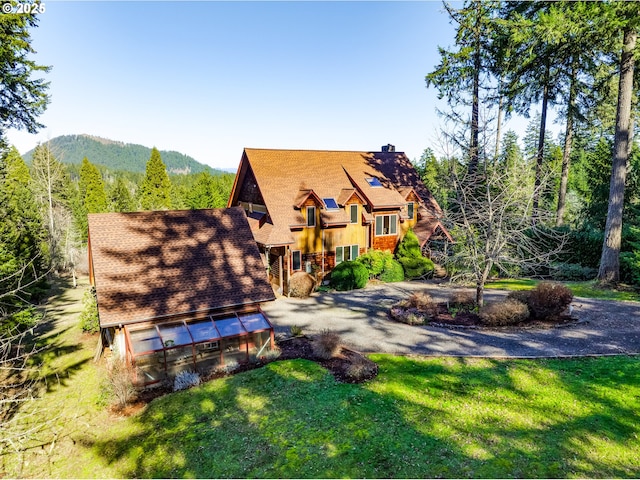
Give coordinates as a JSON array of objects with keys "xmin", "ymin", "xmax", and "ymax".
[{"xmin": 262, "ymin": 281, "xmax": 640, "ymax": 358}]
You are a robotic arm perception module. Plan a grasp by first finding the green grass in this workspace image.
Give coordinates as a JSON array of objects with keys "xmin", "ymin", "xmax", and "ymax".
[
  {"xmin": 5, "ymin": 277, "xmax": 640, "ymax": 478},
  {"xmin": 486, "ymin": 278, "xmax": 640, "ymax": 302},
  {"xmin": 33, "ymin": 355, "xmax": 639, "ymax": 479}
]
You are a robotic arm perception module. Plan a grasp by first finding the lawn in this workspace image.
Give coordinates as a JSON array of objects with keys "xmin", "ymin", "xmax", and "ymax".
[
  {"xmin": 486, "ymin": 278, "xmax": 640, "ymax": 302},
  {"xmin": 4, "ymin": 278, "xmax": 640, "ymax": 478}
]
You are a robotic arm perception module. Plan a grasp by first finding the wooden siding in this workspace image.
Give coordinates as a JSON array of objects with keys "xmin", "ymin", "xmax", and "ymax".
[{"xmin": 236, "ymin": 163, "xmax": 265, "ymax": 205}]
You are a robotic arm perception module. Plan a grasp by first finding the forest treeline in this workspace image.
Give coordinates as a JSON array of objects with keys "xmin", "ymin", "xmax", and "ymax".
[
  {"xmin": 418, "ymin": 1, "xmax": 640, "ymax": 292},
  {"xmin": 1, "ymin": 143, "xmax": 235, "ymax": 331}
]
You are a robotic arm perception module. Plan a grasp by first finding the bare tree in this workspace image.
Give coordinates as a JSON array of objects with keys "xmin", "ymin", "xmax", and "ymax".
[
  {"xmin": 444, "ymin": 164, "xmax": 567, "ymax": 307},
  {"xmin": 0, "ymin": 257, "xmax": 54, "ymax": 455}
]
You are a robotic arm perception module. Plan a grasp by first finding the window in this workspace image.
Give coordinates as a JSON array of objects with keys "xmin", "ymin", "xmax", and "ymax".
[
  {"xmin": 375, "ymin": 214, "xmax": 398, "ymax": 236},
  {"xmin": 306, "ymin": 206, "xmax": 316, "ymax": 227},
  {"xmin": 366, "ymin": 177, "xmax": 383, "ymax": 187},
  {"xmin": 407, "ymin": 202, "xmax": 414, "ymax": 220},
  {"xmin": 335, "ymin": 244, "xmax": 359, "ymax": 265},
  {"xmin": 350, "ymin": 204, "xmax": 358, "ymax": 224},
  {"xmin": 323, "ymin": 198, "xmax": 339, "ymax": 210},
  {"xmin": 292, "ymin": 250, "xmax": 302, "ymax": 271}
]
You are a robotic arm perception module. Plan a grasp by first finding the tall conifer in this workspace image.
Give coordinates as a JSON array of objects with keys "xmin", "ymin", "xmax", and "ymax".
[{"xmin": 138, "ymin": 147, "xmax": 172, "ymax": 211}]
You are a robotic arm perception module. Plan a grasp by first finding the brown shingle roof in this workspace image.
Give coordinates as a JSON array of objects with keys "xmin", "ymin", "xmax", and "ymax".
[
  {"xmin": 88, "ymin": 207, "xmax": 275, "ymax": 328},
  {"xmin": 238, "ymin": 148, "xmax": 446, "ymax": 246}
]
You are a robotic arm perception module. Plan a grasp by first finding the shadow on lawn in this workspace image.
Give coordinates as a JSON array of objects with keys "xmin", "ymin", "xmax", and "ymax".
[{"xmin": 83, "ymin": 355, "xmax": 640, "ymax": 478}]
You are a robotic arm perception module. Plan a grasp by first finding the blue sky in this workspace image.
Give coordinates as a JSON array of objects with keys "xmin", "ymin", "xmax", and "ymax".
[{"xmin": 7, "ymin": 1, "xmax": 543, "ymax": 170}]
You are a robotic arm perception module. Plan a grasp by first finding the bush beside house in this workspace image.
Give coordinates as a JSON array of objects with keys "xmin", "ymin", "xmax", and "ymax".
[
  {"xmin": 356, "ymin": 250, "xmax": 405, "ymax": 283},
  {"xmin": 330, "ymin": 261, "xmax": 369, "ymax": 291},
  {"xmin": 396, "ymin": 229, "xmax": 434, "ymax": 279}
]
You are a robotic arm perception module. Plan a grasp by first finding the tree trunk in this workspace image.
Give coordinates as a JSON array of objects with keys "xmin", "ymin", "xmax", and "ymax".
[
  {"xmin": 468, "ymin": 1, "xmax": 481, "ymax": 175},
  {"xmin": 598, "ymin": 28, "xmax": 636, "ymax": 284},
  {"xmin": 556, "ymin": 64, "xmax": 577, "ymax": 227},
  {"xmin": 494, "ymin": 90, "xmax": 503, "ymax": 161},
  {"xmin": 532, "ymin": 64, "xmax": 550, "ymax": 225}
]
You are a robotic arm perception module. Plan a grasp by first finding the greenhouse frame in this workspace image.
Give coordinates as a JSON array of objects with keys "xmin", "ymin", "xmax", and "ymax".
[{"xmin": 125, "ymin": 308, "xmax": 274, "ymax": 386}]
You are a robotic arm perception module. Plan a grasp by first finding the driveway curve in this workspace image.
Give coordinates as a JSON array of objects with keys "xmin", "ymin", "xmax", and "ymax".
[{"xmin": 262, "ymin": 281, "xmax": 640, "ymax": 358}]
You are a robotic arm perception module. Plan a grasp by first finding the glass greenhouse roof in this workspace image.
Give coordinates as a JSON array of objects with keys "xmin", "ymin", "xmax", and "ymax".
[
  {"xmin": 239, "ymin": 313, "xmax": 271, "ymax": 332},
  {"xmin": 188, "ymin": 319, "xmax": 220, "ymax": 343},
  {"xmin": 126, "ymin": 311, "xmax": 272, "ymax": 357}
]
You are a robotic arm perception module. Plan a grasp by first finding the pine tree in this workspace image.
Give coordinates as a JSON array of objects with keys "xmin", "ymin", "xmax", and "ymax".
[
  {"xmin": 79, "ymin": 157, "xmax": 107, "ymax": 213},
  {"xmin": 598, "ymin": 5, "xmax": 639, "ymax": 283},
  {"xmin": 0, "ymin": 147, "xmax": 48, "ymax": 309},
  {"xmin": 138, "ymin": 147, "xmax": 172, "ymax": 211},
  {"xmin": 0, "ymin": 11, "xmax": 50, "ymax": 148},
  {"xmin": 109, "ymin": 176, "xmax": 135, "ymax": 212},
  {"xmin": 426, "ymin": 1, "xmax": 500, "ymax": 174}
]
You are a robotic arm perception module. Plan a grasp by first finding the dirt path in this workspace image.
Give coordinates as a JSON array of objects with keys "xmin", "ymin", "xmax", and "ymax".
[{"xmin": 262, "ymin": 281, "xmax": 640, "ymax": 358}]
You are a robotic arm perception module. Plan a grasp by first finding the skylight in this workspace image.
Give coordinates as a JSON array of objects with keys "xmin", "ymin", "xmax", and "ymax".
[
  {"xmin": 323, "ymin": 198, "xmax": 339, "ymax": 210},
  {"xmin": 366, "ymin": 177, "xmax": 383, "ymax": 187}
]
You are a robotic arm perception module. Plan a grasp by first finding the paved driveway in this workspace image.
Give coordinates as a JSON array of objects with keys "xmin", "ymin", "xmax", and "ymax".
[{"xmin": 262, "ymin": 281, "xmax": 640, "ymax": 358}]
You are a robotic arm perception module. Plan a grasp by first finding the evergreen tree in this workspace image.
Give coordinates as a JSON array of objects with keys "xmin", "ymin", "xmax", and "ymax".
[
  {"xmin": 498, "ymin": 130, "xmax": 523, "ymax": 171},
  {"xmin": 109, "ymin": 176, "xmax": 135, "ymax": 212},
  {"xmin": 138, "ymin": 147, "xmax": 172, "ymax": 211},
  {"xmin": 426, "ymin": 1, "xmax": 500, "ymax": 174},
  {"xmin": 0, "ymin": 147, "xmax": 48, "ymax": 318},
  {"xmin": 187, "ymin": 171, "xmax": 214, "ymax": 209},
  {"xmin": 0, "ymin": 10, "xmax": 50, "ymax": 148},
  {"xmin": 79, "ymin": 157, "xmax": 107, "ymax": 214},
  {"xmin": 597, "ymin": 4, "xmax": 640, "ymax": 283}
]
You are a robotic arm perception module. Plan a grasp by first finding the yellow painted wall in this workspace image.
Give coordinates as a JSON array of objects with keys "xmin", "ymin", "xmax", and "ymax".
[{"xmin": 293, "ymin": 201, "xmax": 368, "ymax": 254}]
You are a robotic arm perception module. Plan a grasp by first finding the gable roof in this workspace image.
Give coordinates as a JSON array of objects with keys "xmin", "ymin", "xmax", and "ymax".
[
  {"xmin": 230, "ymin": 148, "xmax": 445, "ymax": 246},
  {"xmin": 88, "ymin": 207, "xmax": 275, "ymax": 328}
]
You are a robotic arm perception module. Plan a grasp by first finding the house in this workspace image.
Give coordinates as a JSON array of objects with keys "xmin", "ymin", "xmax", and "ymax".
[
  {"xmin": 87, "ymin": 207, "xmax": 276, "ymax": 386},
  {"xmin": 228, "ymin": 145, "xmax": 452, "ymax": 294}
]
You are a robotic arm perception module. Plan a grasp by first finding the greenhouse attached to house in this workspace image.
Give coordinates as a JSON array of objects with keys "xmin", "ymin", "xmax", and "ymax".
[
  {"xmin": 87, "ymin": 208, "xmax": 277, "ymax": 387},
  {"xmin": 125, "ymin": 310, "xmax": 274, "ymax": 385}
]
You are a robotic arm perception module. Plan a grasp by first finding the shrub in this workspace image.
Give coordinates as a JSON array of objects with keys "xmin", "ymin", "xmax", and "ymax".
[
  {"xmin": 215, "ymin": 360, "xmax": 239, "ymax": 375},
  {"xmin": 479, "ymin": 299, "xmax": 530, "ymax": 326},
  {"xmin": 262, "ymin": 348, "xmax": 282, "ymax": 362},
  {"xmin": 405, "ymin": 292, "xmax": 435, "ymax": 312},
  {"xmin": 79, "ymin": 287, "xmax": 100, "ymax": 333},
  {"xmin": 389, "ymin": 307, "xmax": 427, "ymax": 325},
  {"xmin": 105, "ymin": 356, "xmax": 136, "ymax": 408},
  {"xmin": 449, "ymin": 290, "xmax": 476, "ymax": 308},
  {"xmin": 312, "ymin": 329, "xmax": 342, "ymax": 359},
  {"xmin": 345, "ymin": 355, "xmax": 378, "ymax": 382},
  {"xmin": 330, "ymin": 260, "xmax": 369, "ymax": 291},
  {"xmin": 550, "ymin": 263, "xmax": 597, "ymax": 281},
  {"xmin": 620, "ymin": 250, "xmax": 640, "ymax": 286},
  {"xmin": 379, "ymin": 259, "xmax": 405, "ymax": 283},
  {"xmin": 289, "ymin": 272, "xmax": 316, "ymax": 298},
  {"xmin": 396, "ymin": 229, "xmax": 435, "ymax": 278},
  {"xmin": 357, "ymin": 250, "xmax": 395, "ymax": 278},
  {"xmin": 527, "ymin": 281, "xmax": 573, "ymax": 320},
  {"xmin": 290, "ymin": 325, "xmax": 303, "ymax": 337},
  {"xmin": 507, "ymin": 290, "xmax": 531, "ymax": 304},
  {"xmin": 173, "ymin": 370, "xmax": 201, "ymax": 391}
]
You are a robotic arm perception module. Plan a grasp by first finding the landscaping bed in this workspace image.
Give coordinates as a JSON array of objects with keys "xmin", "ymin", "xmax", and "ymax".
[
  {"xmin": 278, "ymin": 335, "xmax": 378, "ymax": 383},
  {"xmin": 391, "ymin": 302, "xmax": 578, "ymax": 329},
  {"xmin": 130, "ymin": 334, "xmax": 378, "ymax": 409},
  {"xmin": 390, "ymin": 282, "xmax": 579, "ymax": 329}
]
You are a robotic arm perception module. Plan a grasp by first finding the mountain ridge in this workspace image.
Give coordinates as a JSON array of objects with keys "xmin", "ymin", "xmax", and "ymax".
[{"xmin": 22, "ymin": 134, "xmax": 226, "ymax": 175}]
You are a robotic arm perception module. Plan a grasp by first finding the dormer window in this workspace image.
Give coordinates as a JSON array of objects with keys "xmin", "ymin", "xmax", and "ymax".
[
  {"xmin": 350, "ymin": 204, "xmax": 358, "ymax": 224},
  {"xmin": 323, "ymin": 198, "xmax": 339, "ymax": 210},
  {"xmin": 366, "ymin": 177, "xmax": 383, "ymax": 187},
  {"xmin": 306, "ymin": 206, "xmax": 316, "ymax": 227},
  {"xmin": 407, "ymin": 202, "xmax": 415, "ymax": 220}
]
